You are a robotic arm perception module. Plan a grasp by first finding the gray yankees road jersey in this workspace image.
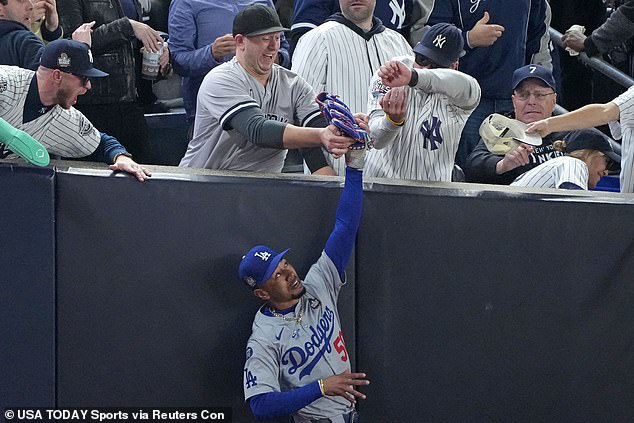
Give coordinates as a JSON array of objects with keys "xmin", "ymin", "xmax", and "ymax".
[
  {"xmin": 292, "ymin": 20, "xmax": 412, "ymax": 175},
  {"xmin": 366, "ymin": 56, "xmax": 481, "ymax": 181},
  {"xmin": 612, "ymin": 86, "xmax": 634, "ymax": 193},
  {"xmin": 511, "ymin": 156, "xmax": 588, "ymax": 189},
  {"xmin": 179, "ymin": 59, "xmax": 321, "ymax": 172},
  {"xmin": 243, "ymin": 252, "xmax": 352, "ymax": 421},
  {"xmin": 0, "ymin": 66, "xmax": 100, "ymax": 158}
]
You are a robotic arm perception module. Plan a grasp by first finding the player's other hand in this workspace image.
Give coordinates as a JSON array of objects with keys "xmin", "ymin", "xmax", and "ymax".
[
  {"xmin": 129, "ymin": 19, "xmax": 163, "ymax": 52},
  {"xmin": 468, "ymin": 11, "xmax": 504, "ymax": 47},
  {"xmin": 526, "ymin": 118, "xmax": 552, "ymax": 137},
  {"xmin": 321, "ymin": 124, "xmax": 355, "ymax": 158},
  {"xmin": 353, "ymin": 113, "xmax": 369, "ymax": 132},
  {"xmin": 378, "ymin": 60, "xmax": 411, "ymax": 88},
  {"xmin": 495, "ymin": 144, "xmax": 534, "ymax": 174},
  {"xmin": 72, "ymin": 21, "xmax": 95, "ymax": 46},
  {"xmin": 109, "ymin": 155, "xmax": 152, "ymax": 182},
  {"xmin": 379, "ymin": 86, "xmax": 408, "ymax": 123},
  {"xmin": 212, "ymin": 34, "xmax": 237, "ymax": 61},
  {"xmin": 562, "ymin": 30, "xmax": 586, "ymax": 53},
  {"xmin": 322, "ymin": 371, "xmax": 369, "ymax": 404}
]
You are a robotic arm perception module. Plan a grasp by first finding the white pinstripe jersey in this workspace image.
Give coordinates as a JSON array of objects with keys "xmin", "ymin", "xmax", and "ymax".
[
  {"xmin": 510, "ymin": 156, "xmax": 588, "ymax": 190},
  {"xmin": 291, "ymin": 20, "xmax": 412, "ymax": 175},
  {"xmin": 0, "ymin": 66, "xmax": 100, "ymax": 158},
  {"xmin": 179, "ymin": 59, "xmax": 321, "ymax": 172},
  {"xmin": 365, "ymin": 56, "xmax": 481, "ymax": 181},
  {"xmin": 611, "ymin": 86, "xmax": 634, "ymax": 193}
]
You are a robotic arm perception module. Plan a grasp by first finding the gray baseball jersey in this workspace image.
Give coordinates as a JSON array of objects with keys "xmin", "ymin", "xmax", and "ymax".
[
  {"xmin": 611, "ymin": 86, "xmax": 634, "ymax": 193},
  {"xmin": 179, "ymin": 58, "xmax": 322, "ymax": 172},
  {"xmin": 510, "ymin": 156, "xmax": 588, "ymax": 189},
  {"xmin": 292, "ymin": 20, "xmax": 412, "ymax": 175},
  {"xmin": 0, "ymin": 66, "xmax": 100, "ymax": 158},
  {"xmin": 243, "ymin": 252, "xmax": 352, "ymax": 421},
  {"xmin": 366, "ymin": 56, "xmax": 481, "ymax": 181}
]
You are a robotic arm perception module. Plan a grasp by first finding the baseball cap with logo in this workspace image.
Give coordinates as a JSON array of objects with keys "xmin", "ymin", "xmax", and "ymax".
[
  {"xmin": 479, "ymin": 113, "xmax": 542, "ymax": 155},
  {"xmin": 239, "ymin": 245, "xmax": 290, "ymax": 289},
  {"xmin": 232, "ymin": 4, "xmax": 289, "ymax": 37},
  {"xmin": 413, "ymin": 23, "xmax": 465, "ymax": 67},
  {"xmin": 40, "ymin": 39, "xmax": 108, "ymax": 78},
  {"xmin": 563, "ymin": 129, "xmax": 621, "ymax": 163},
  {"xmin": 512, "ymin": 64, "xmax": 555, "ymax": 91}
]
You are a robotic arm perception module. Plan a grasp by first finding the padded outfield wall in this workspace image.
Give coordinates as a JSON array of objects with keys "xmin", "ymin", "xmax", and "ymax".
[{"xmin": 2, "ymin": 161, "xmax": 634, "ymax": 422}]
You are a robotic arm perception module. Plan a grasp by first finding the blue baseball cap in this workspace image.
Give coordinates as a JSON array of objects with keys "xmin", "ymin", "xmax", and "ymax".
[
  {"xmin": 564, "ymin": 129, "xmax": 621, "ymax": 163},
  {"xmin": 413, "ymin": 23, "xmax": 465, "ymax": 67},
  {"xmin": 512, "ymin": 64, "xmax": 555, "ymax": 91},
  {"xmin": 40, "ymin": 39, "xmax": 108, "ymax": 78},
  {"xmin": 239, "ymin": 245, "xmax": 290, "ymax": 289}
]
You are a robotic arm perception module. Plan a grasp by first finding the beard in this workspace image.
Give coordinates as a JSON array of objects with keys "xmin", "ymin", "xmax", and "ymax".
[
  {"xmin": 55, "ymin": 86, "xmax": 75, "ymax": 110},
  {"xmin": 292, "ymin": 286, "xmax": 307, "ymax": 300}
]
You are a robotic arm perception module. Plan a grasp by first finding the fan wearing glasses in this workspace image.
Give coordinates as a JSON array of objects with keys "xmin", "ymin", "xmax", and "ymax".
[
  {"xmin": 464, "ymin": 64, "xmax": 568, "ymax": 185},
  {"xmin": 0, "ymin": 39, "xmax": 151, "ymax": 181},
  {"xmin": 511, "ymin": 129, "xmax": 620, "ymax": 190}
]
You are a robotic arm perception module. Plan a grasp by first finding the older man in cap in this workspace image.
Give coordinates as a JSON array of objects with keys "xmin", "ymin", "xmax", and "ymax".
[
  {"xmin": 364, "ymin": 22, "xmax": 481, "ymax": 182},
  {"xmin": 179, "ymin": 4, "xmax": 356, "ymax": 173},
  {"xmin": 464, "ymin": 64, "xmax": 567, "ymax": 185},
  {"xmin": 0, "ymin": 39, "xmax": 150, "ymax": 180}
]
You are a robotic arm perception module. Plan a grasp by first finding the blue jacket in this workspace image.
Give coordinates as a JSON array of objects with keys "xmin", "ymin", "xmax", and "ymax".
[
  {"xmin": 0, "ymin": 19, "xmax": 62, "ymax": 70},
  {"xmin": 168, "ymin": 0, "xmax": 291, "ymax": 122},
  {"xmin": 428, "ymin": 0, "xmax": 548, "ymax": 100}
]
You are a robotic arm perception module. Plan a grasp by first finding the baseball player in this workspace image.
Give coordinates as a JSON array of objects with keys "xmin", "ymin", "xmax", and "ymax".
[
  {"xmin": 179, "ymin": 4, "xmax": 353, "ymax": 173},
  {"xmin": 511, "ymin": 129, "xmax": 619, "ymax": 190},
  {"xmin": 527, "ymin": 85, "xmax": 634, "ymax": 193},
  {"xmin": 239, "ymin": 149, "xmax": 369, "ymax": 422},
  {"xmin": 291, "ymin": 0, "xmax": 412, "ymax": 176},
  {"xmin": 365, "ymin": 23, "xmax": 481, "ymax": 182},
  {"xmin": 0, "ymin": 39, "xmax": 150, "ymax": 181}
]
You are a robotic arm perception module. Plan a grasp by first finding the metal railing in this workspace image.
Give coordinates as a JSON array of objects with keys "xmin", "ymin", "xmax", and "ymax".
[{"xmin": 549, "ymin": 27, "xmax": 634, "ymax": 88}]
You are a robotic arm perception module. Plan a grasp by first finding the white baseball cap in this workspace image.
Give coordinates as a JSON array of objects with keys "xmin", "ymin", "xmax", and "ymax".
[{"xmin": 479, "ymin": 114, "xmax": 542, "ymax": 155}]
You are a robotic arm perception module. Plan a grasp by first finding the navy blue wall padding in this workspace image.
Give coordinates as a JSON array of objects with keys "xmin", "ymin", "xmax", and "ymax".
[
  {"xmin": 55, "ymin": 172, "xmax": 355, "ymax": 423},
  {"xmin": 0, "ymin": 164, "xmax": 56, "ymax": 408},
  {"xmin": 356, "ymin": 187, "xmax": 634, "ymax": 422}
]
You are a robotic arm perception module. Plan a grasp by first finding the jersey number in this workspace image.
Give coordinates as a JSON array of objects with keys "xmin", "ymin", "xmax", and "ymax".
[
  {"xmin": 334, "ymin": 330, "xmax": 348, "ymax": 362},
  {"xmin": 244, "ymin": 369, "xmax": 258, "ymax": 388}
]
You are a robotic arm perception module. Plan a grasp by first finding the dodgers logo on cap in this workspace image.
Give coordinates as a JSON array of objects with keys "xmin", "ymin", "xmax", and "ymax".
[{"xmin": 239, "ymin": 245, "xmax": 290, "ymax": 289}]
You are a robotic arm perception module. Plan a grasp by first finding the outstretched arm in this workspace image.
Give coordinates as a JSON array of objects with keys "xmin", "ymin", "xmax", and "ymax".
[{"xmin": 526, "ymin": 103, "xmax": 620, "ymax": 137}]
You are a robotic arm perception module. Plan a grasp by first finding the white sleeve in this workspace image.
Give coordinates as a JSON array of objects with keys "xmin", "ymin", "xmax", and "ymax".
[
  {"xmin": 291, "ymin": 30, "xmax": 328, "ymax": 94},
  {"xmin": 412, "ymin": 68, "xmax": 481, "ymax": 110},
  {"xmin": 612, "ymin": 86, "xmax": 634, "ymax": 193},
  {"xmin": 367, "ymin": 72, "xmax": 401, "ymax": 149},
  {"xmin": 199, "ymin": 70, "xmax": 260, "ymax": 130}
]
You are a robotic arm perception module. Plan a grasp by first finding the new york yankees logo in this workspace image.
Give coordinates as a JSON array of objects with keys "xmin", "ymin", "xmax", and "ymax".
[
  {"xmin": 389, "ymin": 0, "xmax": 406, "ymax": 29},
  {"xmin": 433, "ymin": 35, "xmax": 447, "ymax": 49},
  {"xmin": 255, "ymin": 251, "xmax": 271, "ymax": 261},
  {"xmin": 420, "ymin": 117, "xmax": 443, "ymax": 150}
]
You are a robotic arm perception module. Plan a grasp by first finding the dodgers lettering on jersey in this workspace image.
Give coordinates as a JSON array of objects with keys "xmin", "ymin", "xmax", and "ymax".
[
  {"xmin": 243, "ymin": 253, "xmax": 352, "ymax": 421},
  {"xmin": 612, "ymin": 85, "xmax": 634, "ymax": 193},
  {"xmin": 365, "ymin": 56, "xmax": 481, "ymax": 181}
]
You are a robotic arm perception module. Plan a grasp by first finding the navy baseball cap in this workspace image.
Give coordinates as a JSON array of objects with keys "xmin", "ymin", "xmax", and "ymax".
[
  {"xmin": 40, "ymin": 39, "xmax": 108, "ymax": 78},
  {"xmin": 233, "ymin": 4, "xmax": 289, "ymax": 37},
  {"xmin": 564, "ymin": 129, "xmax": 621, "ymax": 163},
  {"xmin": 239, "ymin": 245, "xmax": 290, "ymax": 289},
  {"xmin": 512, "ymin": 64, "xmax": 555, "ymax": 91},
  {"xmin": 413, "ymin": 23, "xmax": 465, "ymax": 67}
]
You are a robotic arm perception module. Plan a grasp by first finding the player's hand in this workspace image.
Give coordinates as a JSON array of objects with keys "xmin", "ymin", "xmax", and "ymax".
[
  {"xmin": 129, "ymin": 19, "xmax": 163, "ymax": 52},
  {"xmin": 72, "ymin": 21, "xmax": 95, "ymax": 46},
  {"xmin": 468, "ymin": 12, "xmax": 504, "ymax": 47},
  {"xmin": 159, "ymin": 42, "xmax": 171, "ymax": 75},
  {"xmin": 561, "ymin": 30, "xmax": 586, "ymax": 53},
  {"xmin": 211, "ymin": 34, "xmax": 236, "ymax": 61},
  {"xmin": 525, "ymin": 118, "xmax": 553, "ymax": 138},
  {"xmin": 378, "ymin": 60, "xmax": 411, "ymax": 88},
  {"xmin": 379, "ymin": 86, "xmax": 408, "ymax": 123},
  {"xmin": 495, "ymin": 144, "xmax": 534, "ymax": 174},
  {"xmin": 320, "ymin": 124, "xmax": 355, "ymax": 158},
  {"xmin": 33, "ymin": 0, "xmax": 59, "ymax": 32},
  {"xmin": 109, "ymin": 155, "xmax": 152, "ymax": 182},
  {"xmin": 322, "ymin": 371, "xmax": 369, "ymax": 404}
]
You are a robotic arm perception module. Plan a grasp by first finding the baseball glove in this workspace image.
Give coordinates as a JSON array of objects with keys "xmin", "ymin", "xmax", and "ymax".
[
  {"xmin": 316, "ymin": 92, "xmax": 370, "ymax": 150},
  {"xmin": 0, "ymin": 117, "xmax": 49, "ymax": 167}
]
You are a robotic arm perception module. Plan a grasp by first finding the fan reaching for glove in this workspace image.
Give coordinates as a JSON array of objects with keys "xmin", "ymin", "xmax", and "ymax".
[{"xmin": 316, "ymin": 92, "xmax": 372, "ymax": 169}]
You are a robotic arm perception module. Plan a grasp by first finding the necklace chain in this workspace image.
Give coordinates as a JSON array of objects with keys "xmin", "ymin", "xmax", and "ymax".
[{"xmin": 269, "ymin": 298, "xmax": 305, "ymax": 324}]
